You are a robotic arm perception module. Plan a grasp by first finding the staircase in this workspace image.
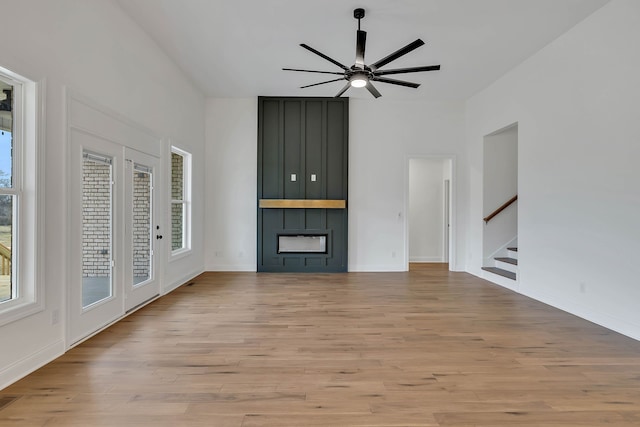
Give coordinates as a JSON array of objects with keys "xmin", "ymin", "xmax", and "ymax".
[{"xmin": 482, "ymin": 247, "xmax": 517, "ymax": 280}]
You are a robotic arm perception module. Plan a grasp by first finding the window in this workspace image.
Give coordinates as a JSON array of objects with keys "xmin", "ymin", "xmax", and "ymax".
[
  {"xmin": 0, "ymin": 79, "xmax": 14, "ymax": 304},
  {"xmin": 0, "ymin": 66, "xmax": 42, "ymax": 325},
  {"xmin": 171, "ymin": 147, "xmax": 191, "ymax": 255}
]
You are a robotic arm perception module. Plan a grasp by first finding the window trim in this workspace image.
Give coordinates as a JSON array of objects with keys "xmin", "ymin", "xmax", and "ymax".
[
  {"xmin": 170, "ymin": 146, "xmax": 191, "ymax": 258},
  {"xmin": 0, "ymin": 67, "xmax": 44, "ymax": 326}
]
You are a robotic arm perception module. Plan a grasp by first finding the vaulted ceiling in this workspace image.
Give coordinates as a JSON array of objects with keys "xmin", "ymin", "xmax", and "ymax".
[{"xmin": 116, "ymin": 0, "xmax": 609, "ymax": 100}]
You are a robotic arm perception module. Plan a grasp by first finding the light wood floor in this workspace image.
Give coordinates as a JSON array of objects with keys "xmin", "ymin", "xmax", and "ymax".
[{"xmin": 2, "ymin": 264, "xmax": 640, "ymax": 426}]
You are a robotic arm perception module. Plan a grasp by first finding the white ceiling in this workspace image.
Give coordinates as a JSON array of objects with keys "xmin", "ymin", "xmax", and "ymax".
[{"xmin": 115, "ymin": 0, "xmax": 609, "ymax": 101}]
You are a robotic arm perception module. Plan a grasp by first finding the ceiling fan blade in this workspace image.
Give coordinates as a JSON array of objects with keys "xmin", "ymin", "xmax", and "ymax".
[
  {"xmin": 335, "ymin": 83, "xmax": 351, "ymax": 97},
  {"xmin": 370, "ymin": 39, "xmax": 425, "ymax": 71},
  {"xmin": 366, "ymin": 81, "xmax": 382, "ymax": 98},
  {"xmin": 300, "ymin": 44, "xmax": 350, "ymax": 71},
  {"xmin": 374, "ymin": 65, "xmax": 440, "ymax": 76},
  {"xmin": 373, "ymin": 77, "xmax": 420, "ymax": 88},
  {"xmin": 355, "ymin": 30, "xmax": 367, "ymax": 68},
  {"xmin": 300, "ymin": 78, "xmax": 345, "ymax": 89},
  {"xmin": 283, "ymin": 68, "xmax": 345, "ymax": 75}
]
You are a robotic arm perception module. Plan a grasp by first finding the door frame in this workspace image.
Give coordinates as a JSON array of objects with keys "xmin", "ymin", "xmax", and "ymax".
[
  {"xmin": 404, "ymin": 154, "xmax": 457, "ymax": 271},
  {"xmin": 66, "ymin": 91, "xmax": 164, "ymax": 348},
  {"xmin": 443, "ymin": 179, "xmax": 450, "ymax": 263}
]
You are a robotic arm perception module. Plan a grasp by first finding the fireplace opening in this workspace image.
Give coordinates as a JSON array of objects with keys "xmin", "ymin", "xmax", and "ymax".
[{"xmin": 278, "ymin": 235, "xmax": 327, "ymax": 254}]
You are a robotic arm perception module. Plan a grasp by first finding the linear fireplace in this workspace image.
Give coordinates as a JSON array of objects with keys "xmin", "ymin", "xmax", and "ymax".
[{"xmin": 278, "ymin": 235, "xmax": 327, "ymax": 254}]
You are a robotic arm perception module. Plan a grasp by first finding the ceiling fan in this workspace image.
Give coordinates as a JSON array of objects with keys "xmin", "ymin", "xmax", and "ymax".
[{"xmin": 283, "ymin": 8, "xmax": 440, "ymax": 98}]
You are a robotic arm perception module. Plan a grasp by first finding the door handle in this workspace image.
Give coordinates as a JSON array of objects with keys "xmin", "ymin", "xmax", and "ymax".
[{"xmin": 156, "ymin": 235, "xmax": 163, "ymax": 240}]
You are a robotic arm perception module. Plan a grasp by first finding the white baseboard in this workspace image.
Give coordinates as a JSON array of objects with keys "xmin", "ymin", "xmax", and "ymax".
[
  {"xmin": 470, "ymin": 267, "xmax": 640, "ymax": 342},
  {"xmin": 521, "ymin": 287, "xmax": 640, "ymax": 342},
  {"xmin": 163, "ymin": 268, "xmax": 205, "ymax": 294},
  {"xmin": 478, "ymin": 268, "xmax": 519, "ymax": 291},
  {"xmin": 206, "ymin": 264, "xmax": 257, "ymax": 272},
  {"xmin": 409, "ymin": 257, "xmax": 445, "ymax": 263},
  {"xmin": 0, "ymin": 339, "xmax": 65, "ymax": 390},
  {"xmin": 348, "ymin": 264, "xmax": 406, "ymax": 272}
]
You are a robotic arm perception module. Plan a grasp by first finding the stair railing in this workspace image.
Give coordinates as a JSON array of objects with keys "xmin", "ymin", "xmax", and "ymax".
[
  {"xmin": 484, "ymin": 195, "xmax": 517, "ymax": 223},
  {"xmin": 0, "ymin": 243, "xmax": 10, "ymax": 275}
]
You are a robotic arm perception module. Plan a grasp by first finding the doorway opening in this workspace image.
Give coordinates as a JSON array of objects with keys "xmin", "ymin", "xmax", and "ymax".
[
  {"xmin": 406, "ymin": 156, "xmax": 454, "ymax": 271},
  {"xmin": 482, "ymin": 123, "xmax": 518, "ymax": 281}
]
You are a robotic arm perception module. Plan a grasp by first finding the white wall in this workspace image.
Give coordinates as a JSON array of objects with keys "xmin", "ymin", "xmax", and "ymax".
[
  {"xmin": 483, "ymin": 125, "xmax": 518, "ymax": 261},
  {"xmin": 205, "ymin": 98, "xmax": 257, "ymax": 271},
  {"xmin": 204, "ymin": 97, "xmax": 467, "ymax": 272},
  {"xmin": 466, "ymin": 0, "xmax": 640, "ymax": 339},
  {"xmin": 350, "ymin": 99, "xmax": 466, "ymax": 271},
  {"xmin": 409, "ymin": 158, "xmax": 447, "ymax": 262},
  {"xmin": 0, "ymin": 0, "xmax": 205, "ymax": 388}
]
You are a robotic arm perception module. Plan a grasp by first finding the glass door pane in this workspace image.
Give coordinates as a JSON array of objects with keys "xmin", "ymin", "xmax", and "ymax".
[
  {"xmin": 171, "ymin": 152, "xmax": 184, "ymax": 251},
  {"xmin": 82, "ymin": 154, "xmax": 113, "ymax": 308},
  {"xmin": 132, "ymin": 165, "xmax": 151, "ymax": 286}
]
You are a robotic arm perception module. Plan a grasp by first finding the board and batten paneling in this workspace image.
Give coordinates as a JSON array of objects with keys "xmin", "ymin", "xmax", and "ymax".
[{"xmin": 257, "ymin": 97, "xmax": 348, "ymax": 272}]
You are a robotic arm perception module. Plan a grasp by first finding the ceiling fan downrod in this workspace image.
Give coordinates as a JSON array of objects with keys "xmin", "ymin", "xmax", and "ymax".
[{"xmin": 354, "ymin": 8, "xmax": 365, "ymax": 31}]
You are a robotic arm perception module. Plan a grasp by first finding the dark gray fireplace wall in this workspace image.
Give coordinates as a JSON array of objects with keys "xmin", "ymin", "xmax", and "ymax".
[{"xmin": 257, "ymin": 97, "xmax": 348, "ymax": 272}]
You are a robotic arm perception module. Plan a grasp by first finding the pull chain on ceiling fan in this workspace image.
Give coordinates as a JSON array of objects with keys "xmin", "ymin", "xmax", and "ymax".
[{"xmin": 283, "ymin": 8, "xmax": 441, "ymax": 98}]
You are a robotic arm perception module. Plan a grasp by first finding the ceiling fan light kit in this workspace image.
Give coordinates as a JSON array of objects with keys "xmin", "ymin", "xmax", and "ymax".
[
  {"xmin": 350, "ymin": 72, "xmax": 368, "ymax": 88},
  {"xmin": 283, "ymin": 8, "xmax": 441, "ymax": 98}
]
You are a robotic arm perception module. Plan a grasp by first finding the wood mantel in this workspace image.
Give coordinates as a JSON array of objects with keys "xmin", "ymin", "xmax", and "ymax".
[{"xmin": 259, "ymin": 199, "xmax": 346, "ymax": 209}]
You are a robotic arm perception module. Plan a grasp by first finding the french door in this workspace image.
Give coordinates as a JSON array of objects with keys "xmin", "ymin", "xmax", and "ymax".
[
  {"xmin": 69, "ymin": 131, "xmax": 123, "ymax": 344},
  {"xmin": 124, "ymin": 148, "xmax": 160, "ymax": 312},
  {"xmin": 68, "ymin": 131, "xmax": 161, "ymax": 345}
]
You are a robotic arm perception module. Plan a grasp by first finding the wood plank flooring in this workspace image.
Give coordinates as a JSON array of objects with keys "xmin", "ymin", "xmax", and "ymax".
[{"xmin": 3, "ymin": 264, "xmax": 640, "ymax": 426}]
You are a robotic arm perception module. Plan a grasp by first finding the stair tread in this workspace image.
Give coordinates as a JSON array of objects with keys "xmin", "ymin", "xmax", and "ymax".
[
  {"xmin": 507, "ymin": 247, "xmax": 518, "ymax": 252},
  {"xmin": 495, "ymin": 257, "xmax": 518, "ymax": 265},
  {"xmin": 482, "ymin": 267, "xmax": 516, "ymax": 280}
]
